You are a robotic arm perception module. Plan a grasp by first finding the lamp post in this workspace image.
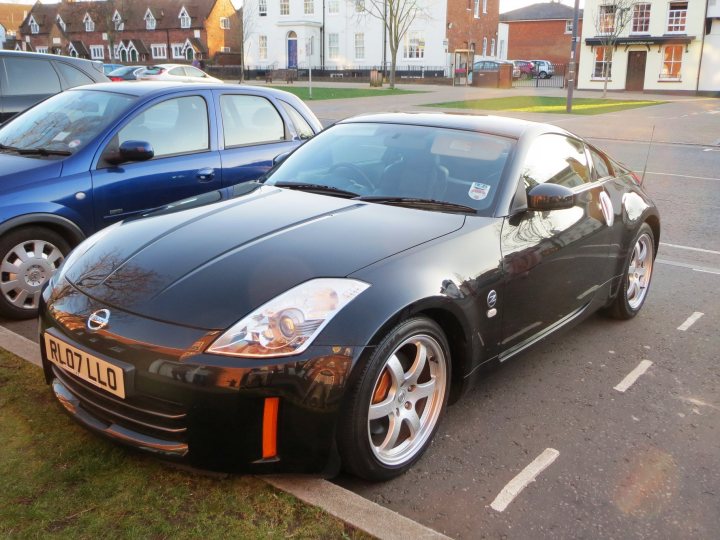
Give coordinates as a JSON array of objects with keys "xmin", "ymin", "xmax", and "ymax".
[{"xmin": 565, "ymin": 0, "xmax": 581, "ymax": 113}]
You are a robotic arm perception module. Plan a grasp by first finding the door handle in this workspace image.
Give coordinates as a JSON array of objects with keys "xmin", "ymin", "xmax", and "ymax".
[{"xmin": 196, "ymin": 168, "xmax": 215, "ymax": 182}]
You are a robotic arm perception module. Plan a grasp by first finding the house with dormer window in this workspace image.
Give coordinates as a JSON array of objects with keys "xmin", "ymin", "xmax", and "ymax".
[
  {"xmin": 0, "ymin": 2, "xmax": 31, "ymax": 50},
  {"xmin": 17, "ymin": 0, "xmax": 239, "ymax": 62}
]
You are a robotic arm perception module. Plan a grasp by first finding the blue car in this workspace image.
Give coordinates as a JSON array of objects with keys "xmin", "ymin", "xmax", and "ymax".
[{"xmin": 0, "ymin": 82, "xmax": 322, "ymax": 319}]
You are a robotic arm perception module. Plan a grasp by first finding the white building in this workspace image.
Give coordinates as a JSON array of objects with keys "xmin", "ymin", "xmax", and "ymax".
[
  {"xmin": 578, "ymin": 0, "xmax": 716, "ymax": 93},
  {"xmin": 699, "ymin": 0, "xmax": 720, "ymax": 92}
]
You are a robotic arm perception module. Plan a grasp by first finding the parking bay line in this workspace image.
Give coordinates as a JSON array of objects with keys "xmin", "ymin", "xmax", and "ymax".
[
  {"xmin": 656, "ymin": 258, "xmax": 720, "ymax": 275},
  {"xmin": 678, "ymin": 312, "xmax": 704, "ymax": 331},
  {"xmin": 660, "ymin": 243, "xmax": 720, "ymax": 256},
  {"xmin": 614, "ymin": 360, "xmax": 653, "ymax": 393},
  {"xmin": 490, "ymin": 448, "xmax": 560, "ymax": 512}
]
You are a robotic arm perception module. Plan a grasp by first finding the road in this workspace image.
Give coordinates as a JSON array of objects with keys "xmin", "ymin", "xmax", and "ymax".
[{"xmin": 2, "ymin": 90, "xmax": 718, "ymax": 539}]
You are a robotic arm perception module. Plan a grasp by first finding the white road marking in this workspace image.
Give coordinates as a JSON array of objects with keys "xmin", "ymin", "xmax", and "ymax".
[
  {"xmin": 660, "ymin": 243, "xmax": 720, "ymax": 256},
  {"xmin": 614, "ymin": 360, "xmax": 653, "ymax": 393},
  {"xmin": 656, "ymin": 258, "xmax": 720, "ymax": 275},
  {"xmin": 490, "ymin": 448, "xmax": 560, "ymax": 512},
  {"xmin": 678, "ymin": 396, "xmax": 720, "ymax": 411},
  {"xmin": 645, "ymin": 171, "xmax": 720, "ymax": 182},
  {"xmin": 677, "ymin": 311, "xmax": 704, "ymax": 331}
]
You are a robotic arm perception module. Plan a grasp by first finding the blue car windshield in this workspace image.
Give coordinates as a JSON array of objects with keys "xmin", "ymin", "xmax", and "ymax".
[
  {"xmin": 266, "ymin": 123, "xmax": 515, "ymax": 214},
  {"xmin": 0, "ymin": 90, "xmax": 136, "ymax": 158}
]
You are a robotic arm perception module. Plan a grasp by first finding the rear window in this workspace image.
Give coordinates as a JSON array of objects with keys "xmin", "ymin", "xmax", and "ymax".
[{"xmin": 143, "ymin": 67, "xmax": 164, "ymax": 75}]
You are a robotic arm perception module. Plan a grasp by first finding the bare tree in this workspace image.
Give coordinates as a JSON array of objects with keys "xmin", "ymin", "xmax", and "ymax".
[
  {"xmin": 592, "ymin": 0, "xmax": 635, "ymax": 98},
  {"xmin": 239, "ymin": 0, "xmax": 257, "ymax": 83},
  {"xmin": 353, "ymin": 0, "xmax": 425, "ymax": 89}
]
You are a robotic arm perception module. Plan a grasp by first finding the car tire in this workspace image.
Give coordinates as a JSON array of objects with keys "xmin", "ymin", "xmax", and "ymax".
[
  {"xmin": 539, "ymin": 70, "xmax": 547, "ymax": 79},
  {"xmin": 607, "ymin": 223, "xmax": 655, "ymax": 320},
  {"xmin": 0, "ymin": 227, "xmax": 70, "ymax": 319},
  {"xmin": 337, "ymin": 317, "xmax": 451, "ymax": 481}
]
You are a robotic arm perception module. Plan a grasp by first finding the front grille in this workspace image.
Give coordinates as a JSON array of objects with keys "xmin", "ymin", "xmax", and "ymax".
[{"xmin": 52, "ymin": 366, "xmax": 188, "ymax": 442}]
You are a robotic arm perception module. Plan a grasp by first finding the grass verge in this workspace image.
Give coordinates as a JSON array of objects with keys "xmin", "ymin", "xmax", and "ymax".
[
  {"xmin": 0, "ymin": 349, "xmax": 369, "ymax": 539},
  {"xmin": 269, "ymin": 86, "xmax": 422, "ymax": 100},
  {"xmin": 423, "ymin": 96, "xmax": 665, "ymax": 115}
]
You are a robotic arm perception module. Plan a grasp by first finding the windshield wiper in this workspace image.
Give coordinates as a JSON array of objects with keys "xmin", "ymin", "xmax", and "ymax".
[
  {"xmin": 355, "ymin": 196, "xmax": 477, "ymax": 214},
  {"xmin": 0, "ymin": 143, "xmax": 22, "ymax": 153},
  {"xmin": 0, "ymin": 144, "xmax": 71, "ymax": 156},
  {"xmin": 273, "ymin": 182, "xmax": 360, "ymax": 198}
]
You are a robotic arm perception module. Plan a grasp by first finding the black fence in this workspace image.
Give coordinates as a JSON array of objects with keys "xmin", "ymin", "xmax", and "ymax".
[
  {"xmin": 207, "ymin": 64, "xmax": 448, "ymax": 82},
  {"xmin": 512, "ymin": 63, "xmax": 567, "ymax": 88}
]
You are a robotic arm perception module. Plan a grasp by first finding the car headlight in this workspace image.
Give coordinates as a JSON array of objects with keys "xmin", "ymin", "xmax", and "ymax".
[{"xmin": 207, "ymin": 278, "xmax": 370, "ymax": 358}]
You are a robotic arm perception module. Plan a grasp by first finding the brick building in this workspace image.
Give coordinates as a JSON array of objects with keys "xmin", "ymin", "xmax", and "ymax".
[
  {"xmin": 499, "ymin": 1, "xmax": 583, "ymax": 64},
  {"xmin": 17, "ymin": 0, "xmax": 240, "ymax": 63},
  {"xmin": 0, "ymin": 2, "xmax": 32, "ymax": 49}
]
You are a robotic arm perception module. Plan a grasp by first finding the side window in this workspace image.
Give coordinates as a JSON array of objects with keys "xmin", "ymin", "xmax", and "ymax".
[
  {"xmin": 169, "ymin": 67, "xmax": 186, "ymax": 76},
  {"xmin": 521, "ymin": 134, "xmax": 590, "ymax": 189},
  {"xmin": 185, "ymin": 66, "xmax": 206, "ymax": 78},
  {"xmin": 111, "ymin": 96, "xmax": 209, "ymax": 160},
  {"xmin": 220, "ymin": 95, "xmax": 285, "ymax": 147},
  {"xmin": 279, "ymin": 100, "xmax": 315, "ymax": 140},
  {"xmin": 4, "ymin": 58, "xmax": 61, "ymax": 95},
  {"xmin": 589, "ymin": 147, "xmax": 613, "ymax": 179},
  {"xmin": 54, "ymin": 62, "xmax": 94, "ymax": 88}
]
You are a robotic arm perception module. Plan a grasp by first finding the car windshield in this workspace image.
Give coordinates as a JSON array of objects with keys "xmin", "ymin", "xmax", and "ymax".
[
  {"xmin": 266, "ymin": 122, "xmax": 514, "ymax": 214},
  {"xmin": 0, "ymin": 89, "xmax": 136, "ymax": 158}
]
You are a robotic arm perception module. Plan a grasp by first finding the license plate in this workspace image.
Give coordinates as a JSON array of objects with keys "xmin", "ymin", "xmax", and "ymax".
[{"xmin": 44, "ymin": 333, "xmax": 126, "ymax": 399}]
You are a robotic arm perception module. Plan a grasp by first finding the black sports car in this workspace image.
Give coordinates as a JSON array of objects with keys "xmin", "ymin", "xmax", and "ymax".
[{"xmin": 39, "ymin": 113, "xmax": 659, "ymax": 480}]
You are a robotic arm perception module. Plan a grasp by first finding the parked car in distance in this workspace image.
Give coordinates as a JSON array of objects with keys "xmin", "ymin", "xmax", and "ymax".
[
  {"xmin": 511, "ymin": 60, "xmax": 534, "ymax": 78},
  {"xmin": 473, "ymin": 59, "xmax": 519, "ymax": 78},
  {"xmin": 0, "ymin": 82, "xmax": 321, "ymax": 319},
  {"xmin": 107, "ymin": 66, "xmax": 146, "ymax": 81},
  {"xmin": 0, "ymin": 50, "xmax": 108, "ymax": 123},
  {"xmin": 138, "ymin": 64, "xmax": 223, "ymax": 83},
  {"xmin": 103, "ymin": 63, "xmax": 124, "ymax": 75},
  {"xmin": 531, "ymin": 59, "xmax": 555, "ymax": 79},
  {"xmin": 38, "ymin": 113, "xmax": 659, "ymax": 480}
]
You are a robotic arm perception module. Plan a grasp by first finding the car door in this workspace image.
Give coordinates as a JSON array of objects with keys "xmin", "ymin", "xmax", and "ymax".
[
  {"xmin": 90, "ymin": 91, "xmax": 221, "ymax": 228},
  {"xmin": 499, "ymin": 133, "xmax": 611, "ymax": 356},
  {"xmin": 0, "ymin": 56, "xmax": 62, "ymax": 122},
  {"xmin": 215, "ymin": 92, "xmax": 299, "ymax": 187}
]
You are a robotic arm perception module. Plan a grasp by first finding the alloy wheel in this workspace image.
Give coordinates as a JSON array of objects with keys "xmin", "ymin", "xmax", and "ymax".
[{"xmin": 626, "ymin": 232, "xmax": 654, "ymax": 310}]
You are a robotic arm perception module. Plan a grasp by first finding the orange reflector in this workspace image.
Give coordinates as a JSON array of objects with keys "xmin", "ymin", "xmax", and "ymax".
[{"xmin": 262, "ymin": 397, "xmax": 279, "ymax": 459}]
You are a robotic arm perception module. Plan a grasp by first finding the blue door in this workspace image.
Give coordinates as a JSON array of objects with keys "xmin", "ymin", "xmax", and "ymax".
[{"xmin": 287, "ymin": 38, "xmax": 297, "ymax": 69}]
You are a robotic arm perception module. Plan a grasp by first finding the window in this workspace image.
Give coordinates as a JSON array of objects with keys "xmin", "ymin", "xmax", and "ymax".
[
  {"xmin": 3, "ymin": 58, "xmax": 60, "ymax": 95},
  {"xmin": 179, "ymin": 7, "xmax": 191, "ymax": 28},
  {"xmin": 490, "ymin": 38, "xmax": 496, "ymax": 57},
  {"xmin": 169, "ymin": 67, "xmax": 186, "ymax": 76},
  {"xmin": 565, "ymin": 19, "xmax": 573, "ymax": 34},
  {"xmin": 482, "ymin": 36, "xmax": 487, "ymax": 56},
  {"xmin": 29, "ymin": 16, "xmax": 39, "ymax": 34},
  {"xmin": 84, "ymin": 14, "xmax": 95, "ymax": 32},
  {"xmin": 355, "ymin": 33, "xmax": 364, "ymax": 59},
  {"xmin": 220, "ymin": 17, "xmax": 230, "ymax": 29},
  {"xmin": 403, "ymin": 31, "xmax": 424, "ymax": 59},
  {"xmin": 328, "ymin": 0, "xmax": 339, "ymax": 14},
  {"xmin": 280, "ymin": 0, "xmax": 290, "ymax": 16},
  {"xmin": 483, "ymin": 0, "xmax": 488, "ymax": 14},
  {"xmin": 667, "ymin": 2, "xmax": 687, "ymax": 33},
  {"xmin": 36, "ymin": 46, "xmax": 49, "ymax": 54},
  {"xmin": 522, "ymin": 135, "xmax": 591, "ymax": 190},
  {"xmin": 151, "ymin": 44, "xmax": 167, "ymax": 59},
  {"xmin": 172, "ymin": 43, "xmax": 184, "ymax": 59},
  {"xmin": 473, "ymin": 0, "xmax": 480, "ymax": 18},
  {"xmin": 112, "ymin": 10, "xmax": 124, "ymax": 31},
  {"xmin": 661, "ymin": 45, "xmax": 683, "ymax": 79},
  {"xmin": 259, "ymin": 0, "xmax": 267, "ymax": 16},
  {"xmin": 56, "ymin": 15, "xmax": 66, "ymax": 32},
  {"xmin": 220, "ymin": 95, "xmax": 285, "ymax": 147},
  {"xmin": 305, "ymin": 0, "xmax": 316, "ymax": 15},
  {"xmin": 259, "ymin": 35, "xmax": 267, "ymax": 60},
  {"xmin": 221, "ymin": 46, "xmax": 231, "ymax": 52},
  {"xmin": 279, "ymin": 100, "xmax": 315, "ymax": 140},
  {"xmin": 589, "ymin": 147, "xmax": 613, "ymax": 180},
  {"xmin": 55, "ymin": 62, "xmax": 94, "ymax": 88},
  {"xmin": 328, "ymin": 33, "xmax": 339, "ymax": 59},
  {"xmin": 116, "ymin": 96, "xmax": 209, "ymax": 159},
  {"xmin": 598, "ymin": 4, "xmax": 616, "ymax": 34},
  {"xmin": 631, "ymin": 3, "xmax": 651, "ymax": 33},
  {"xmin": 593, "ymin": 46, "xmax": 612, "ymax": 78},
  {"xmin": 145, "ymin": 10, "xmax": 156, "ymax": 30},
  {"xmin": 90, "ymin": 45, "xmax": 104, "ymax": 59}
]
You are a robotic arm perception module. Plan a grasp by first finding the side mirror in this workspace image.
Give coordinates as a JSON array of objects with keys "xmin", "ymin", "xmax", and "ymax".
[
  {"xmin": 272, "ymin": 151, "xmax": 291, "ymax": 167},
  {"xmin": 108, "ymin": 140, "xmax": 154, "ymax": 164},
  {"xmin": 527, "ymin": 183, "xmax": 575, "ymax": 211}
]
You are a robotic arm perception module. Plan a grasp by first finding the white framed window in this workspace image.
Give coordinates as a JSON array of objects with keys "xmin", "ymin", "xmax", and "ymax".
[
  {"xmin": 490, "ymin": 38, "xmax": 496, "ymax": 57},
  {"xmin": 171, "ymin": 43, "xmax": 184, "ymax": 59},
  {"xmin": 482, "ymin": 36, "xmax": 487, "ymax": 56},
  {"xmin": 112, "ymin": 10, "xmax": 124, "ymax": 31},
  {"xmin": 473, "ymin": 0, "xmax": 480, "ymax": 18},
  {"xmin": 221, "ymin": 46, "xmax": 231, "ymax": 52},
  {"xmin": 84, "ymin": 13, "xmax": 95, "ymax": 32},
  {"xmin": 145, "ymin": 9, "xmax": 156, "ymax": 30},
  {"xmin": 483, "ymin": 0, "xmax": 487, "ymax": 13},
  {"xmin": 179, "ymin": 7, "xmax": 191, "ymax": 28},
  {"xmin": 90, "ymin": 45, "xmax": 104, "ymax": 59},
  {"xmin": 304, "ymin": 0, "xmax": 314, "ymax": 14},
  {"xmin": 403, "ymin": 31, "xmax": 424, "ymax": 59},
  {"xmin": 56, "ymin": 15, "xmax": 66, "ymax": 32},
  {"xmin": 259, "ymin": 35, "xmax": 268, "ymax": 59},
  {"xmin": 259, "ymin": 0, "xmax": 267, "ymax": 16},
  {"xmin": 29, "ymin": 16, "xmax": 39, "ymax": 34},
  {"xmin": 592, "ymin": 46, "xmax": 612, "ymax": 78},
  {"xmin": 36, "ymin": 46, "xmax": 48, "ymax": 54},
  {"xmin": 661, "ymin": 44, "xmax": 683, "ymax": 79},
  {"xmin": 280, "ymin": 0, "xmax": 290, "ymax": 16},
  {"xmin": 328, "ymin": 0, "xmax": 339, "ymax": 14},
  {"xmin": 113, "ymin": 43, "xmax": 122, "ymax": 60},
  {"xmin": 598, "ymin": 4, "xmax": 616, "ymax": 34},
  {"xmin": 667, "ymin": 2, "xmax": 687, "ymax": 33},
  {"xmin": 631, "ymin": 3, "xmax": 651, "ymax": 33},
  {"xmin": 151, "ymin": 43, "xmax": 167, "ymax": 59},
  {"xmin": 328, "ymin": 33, "xmax": 339, "ymax": 59},
  {"xmin": 354, "ymin": 32, "xmax": 364, "ymax": 59},
  {"xmin": 220, "ymin": 17, "xmax": 230, "ymax": 29},
  {"xmin": 565, "ymin": 19, "xmax": 573, "ymax": 34}
]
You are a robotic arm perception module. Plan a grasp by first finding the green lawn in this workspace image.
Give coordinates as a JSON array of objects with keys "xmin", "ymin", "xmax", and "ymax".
[
  {"xmin": 0, "ymin": 350, "xmax": 369, "ymax": 539},
  {"xmin": 269, "ymin": 85, "xmax": 422, "ymax": 100},
  {"xmin": 424, "ymin": 96, "xmax": 665, "ymax": 115}
]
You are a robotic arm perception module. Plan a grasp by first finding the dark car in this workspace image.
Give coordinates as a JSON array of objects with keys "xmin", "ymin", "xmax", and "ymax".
[
  {"xmin": 38, "ymin": 113, "xmax": 659, "ymax": 481},
  {"xmin": 0, "ymin": 50, "xmax": 108, "ymax": 123},
  {"xmin": 511, "ymin": 60, "xmax": 534, "ymax": 78},
  {"xmin": 107, "ymin": 66, "xmax": 146, "ymax": 81},
  {"xmin": 0, "ymin": 82, "xmax": 321, "ymax": 319},
  {"xmin": 103, "ymin": 63, "xmax": 124, "ymax": 75}
]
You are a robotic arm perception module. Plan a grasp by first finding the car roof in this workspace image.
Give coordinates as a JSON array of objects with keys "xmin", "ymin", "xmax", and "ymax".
[{"xmin": 337, "ymin": 112, "xmax": 571, "ymax": 140}]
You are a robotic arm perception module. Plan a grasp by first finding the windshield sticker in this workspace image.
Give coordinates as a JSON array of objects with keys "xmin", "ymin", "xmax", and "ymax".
[
  {"xmin": 468, "ymin": 182, "xmax": 491, "ymax": 200},
  {"xmin": 67, "ymin": 139, "xmax": 81, "ymax": 149},
  {"xmin": 53, "ymin": 131, "xmax": 70, "ymax": 142}
]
